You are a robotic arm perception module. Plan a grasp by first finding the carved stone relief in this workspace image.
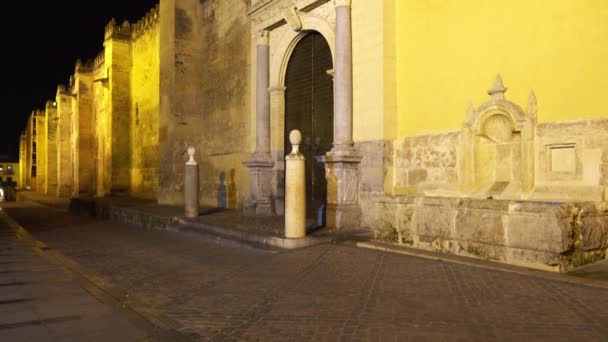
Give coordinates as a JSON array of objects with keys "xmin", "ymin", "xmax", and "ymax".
[{"xmin": 460, "ymin": 75, "xmax": 536, "ymax": 198}]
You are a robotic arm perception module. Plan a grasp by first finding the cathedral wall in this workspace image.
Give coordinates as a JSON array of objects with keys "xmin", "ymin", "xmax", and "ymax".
[
  {"xmin": 107, "ymin": 37, "xmax": 133, "ymax": 195},
  {"xmin": 196, "ymin": 0, "xmax": 251, "ymax": 208},
  {"xmin": 35, "ymin": 111, "xmax": 47, "ymax": 192},
  {"xmin": 131, "ymin": 13, "xmax": 160, "ymax": 199},
  {"xmin": 158, "ymin": 0, "xmax": 251, "ymax": 207},
  {"xmin": 74, "ymin": 72, "xmax": 96, "ymax": 196},
  {"xmin": 56, "ymin": 90, "xmax": 73, "ymax": 197},
  {"xmin": 92, "ymin": 60, "xmax": 111, "ymax": 196},
  {"xmin": 395, "ymin": 0, "xmax": 608, "ymax": 137}
]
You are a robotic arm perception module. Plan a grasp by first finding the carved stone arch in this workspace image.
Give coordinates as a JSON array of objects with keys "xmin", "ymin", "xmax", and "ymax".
[
  {"xmin": 460, "ymin": 75, "xmax": 536, "ymax": 197},
  {"xmin": 266, "ymin": 12, "xmax": 336, "ymax": 215},
  {"xmin": 271, "ymin": 13, "xmax": 336, "ymax": 88}
]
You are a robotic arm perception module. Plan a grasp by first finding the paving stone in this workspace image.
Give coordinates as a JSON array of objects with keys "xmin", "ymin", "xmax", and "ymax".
[{"xmin": 2, "ymin": 202, "xmax": 608, "ymax": 341}]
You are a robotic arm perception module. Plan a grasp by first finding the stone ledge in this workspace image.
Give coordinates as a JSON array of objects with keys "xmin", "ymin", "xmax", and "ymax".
[
  {"xmin": 178, "ymin": 218, "xmax": 334, "ymax": 250},
  {"xmin": 364, "ymin": 192, "xmax": 608, "ymax": 272}
]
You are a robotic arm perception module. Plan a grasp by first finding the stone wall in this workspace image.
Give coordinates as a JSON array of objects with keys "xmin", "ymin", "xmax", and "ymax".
[
  {"xmin": 360, "ymin": 193, "xmax": 608, "ymax": 272},
  {"xmin": 72, "ymin": 69, "xmax": 95, "ymax": 196},
  {"xmin": 56, "ymin": 89, "xmax": 73, "ymax": 197},
  {"xmin": 35, "ymin": 111, "xmax": 47, "ymax": 192},
  {"xmin": 92, "ymin": 59, "xmax": 110, "ymax": 196},
  {"xmin": 534, "ymin": 118, "xmax": 608, "ymax": 202},
  {"xmin": 44, "ymin": 102, "xmax": 58, "ymax": 195},
  {"xmin": 130, "ymin": 10, "xmax": 160, "ymax": 199},
  {"xmin": 392, "ymin": 132, "xmax": 460, "ymax": 196},
  {"xmin": 358, "ymin": 115, "xmax": 608, "ymax": 271},
  {"xmin": 108, "ymin": 33, "xmax": 133, "ymax": 196},
  {"xmin": 159, "ymin": 0, "xmax": 251, "ymax": 207}
]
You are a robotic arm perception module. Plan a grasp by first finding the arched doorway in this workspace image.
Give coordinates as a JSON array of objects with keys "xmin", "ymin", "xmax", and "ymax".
[{"xmin": 284, "ymin": 32, "xmax": 333, "ymax": 228}]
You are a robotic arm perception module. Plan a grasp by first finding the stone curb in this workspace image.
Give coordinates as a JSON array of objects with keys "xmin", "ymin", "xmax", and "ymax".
[
  {"xmin": 107, "ymin": 203, "xmax": 335, "ymax": 250},
  {"xmin": 178, "ymin": 218, "xmax": 334, "ymax": 250},
  {"xmin": 356, "ymin": 240, "xmax": 608, "ymax": 290}
]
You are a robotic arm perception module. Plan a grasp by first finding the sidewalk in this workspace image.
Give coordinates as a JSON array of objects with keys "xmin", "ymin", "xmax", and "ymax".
[
  {"xmin": 62, "ymin": 193, "xmax": 360, "ymax": 250},
  {"xmin": 0, "ymin": 208, "xmax": 189, "ymax": 342}
]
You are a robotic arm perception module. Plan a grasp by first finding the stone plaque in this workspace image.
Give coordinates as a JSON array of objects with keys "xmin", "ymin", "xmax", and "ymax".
[{"xmin": 549, "ymin": 144, "xmax": 576, "ymax": 174}]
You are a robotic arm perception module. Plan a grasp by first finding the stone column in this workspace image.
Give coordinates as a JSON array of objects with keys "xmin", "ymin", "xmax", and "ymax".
[
  {"xmin": 243, "ymin": 30, "xmax": 275, "ymax": 216},
  {"xmin": 322, "ymin": 0, "xmax": 361, "ymax": 230},
  {"xmin": 331, "ymin": 0, "xmax": 355, "ymax": 155},
  {"xmin": 285, "ymin": 130, "xmax": 306, "ymax": 239},
  {"xmin": 255, "ymin": 30, "xmax": 271, "ymax": 160},
  {"xmin": 184, "ymin": 146, "xmax": 199, "ymax": 218}
]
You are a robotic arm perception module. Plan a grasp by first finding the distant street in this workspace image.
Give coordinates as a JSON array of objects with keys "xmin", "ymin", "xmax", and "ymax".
[{"xmin": 2, "ymin": 201, "xmax": 608, "ymax": 341}]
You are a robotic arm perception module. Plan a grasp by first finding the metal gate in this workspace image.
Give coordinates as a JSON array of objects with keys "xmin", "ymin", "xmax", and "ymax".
[{"xmin": 284, "ymin": 32, "xmax": 333, "ymax": 228}]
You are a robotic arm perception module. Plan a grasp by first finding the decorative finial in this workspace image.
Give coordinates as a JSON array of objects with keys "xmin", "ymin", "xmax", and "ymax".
[
  {"xmin": 488, "ymin": 73, "xmax": 507, "ymax": 100},
  {"xmin": 289, "ymin": 130, "xmax": 303, "ymax": 157},
  {"xmin": 464, "ymin": 100, "xmax": 476, "ymax": 126},
  {"xmin": 526, "ymin": 90, "xmax": 538, "ymax": 120},
  {"xmin": 186, "ymin": 146, "xmax": 197, "ymax": 165}
]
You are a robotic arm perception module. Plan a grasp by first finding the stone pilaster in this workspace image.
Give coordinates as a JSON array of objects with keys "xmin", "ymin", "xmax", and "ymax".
[
  {"xmin": 244, "ymin": 30, "xmax": 275, "ymax": 216},
  {"xmin": 322, "ymin": 0, "xmax": 361, "ymax": 229}
]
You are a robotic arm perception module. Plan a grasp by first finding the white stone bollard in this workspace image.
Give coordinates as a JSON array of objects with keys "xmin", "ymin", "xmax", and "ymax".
[
  {"xmin": 285, "ymin": 130, "xmax": 306, "ymax": 238},
  {"xmin": 184, "ymin": 146, "xmax": 200, "ymax": 218}
]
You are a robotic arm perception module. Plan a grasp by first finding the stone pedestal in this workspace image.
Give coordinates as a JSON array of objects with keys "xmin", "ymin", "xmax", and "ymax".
[
  {"xmin": 243, "ymin": 160, "xmax": 275, "ymax": 216},
  {"xmin": 323, "ymin": 154, "xmax": 361, "ymax": 229},
  {"xmin": 184, "ymin": 147, "xmax": 199, "ymax": 218},
  {"xmin": 285, "ymin": 130, "xmax": 306, "ymax": 238}
]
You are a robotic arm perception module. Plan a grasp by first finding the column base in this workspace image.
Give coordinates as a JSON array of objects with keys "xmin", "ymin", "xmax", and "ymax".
[
  {"xmin": 322, "ymin": 153, "xmax": 362, "ymax": 230},
  {"xmin": 243, "ymin": 198, "xmax": 275, "ymax": 216},
  {"xmin": 326, "ymin": 203, "xmax": 361, "ymax": 230},
  {"xmin": 243, "ymin": 159, "xmax": 275, "ymax": 216}
]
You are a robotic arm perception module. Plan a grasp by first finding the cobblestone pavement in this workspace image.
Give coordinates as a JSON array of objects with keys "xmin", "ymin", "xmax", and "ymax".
[
  {"xmin": 2, "ymin": 202, "xmax": 608, "ymax": 341},
  {"xmin": 0, "ymin": 208, "xmax": 186, "ymax": 341}
]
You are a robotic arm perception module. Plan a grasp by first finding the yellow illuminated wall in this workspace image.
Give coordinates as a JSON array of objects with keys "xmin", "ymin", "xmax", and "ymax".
[
  {"xmin": 395, "ymin": 0, "xmax": 608, "ymax": 137},
  {"xmin": 352, "ymin": 0, "xmax": 397, "ymax": 142},
  {"xmin": 131, "ymin": 20, "xmax": 160, "ymax": 198}
]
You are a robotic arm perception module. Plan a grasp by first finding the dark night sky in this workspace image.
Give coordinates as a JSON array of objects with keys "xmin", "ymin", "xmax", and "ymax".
[{"xmin": 0, "ymin": 0, "xmax": 159, "ymax": 160}]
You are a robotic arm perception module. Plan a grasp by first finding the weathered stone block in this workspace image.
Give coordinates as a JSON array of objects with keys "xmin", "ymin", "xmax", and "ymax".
[
  {"xmin": 357, "ymin": 140, "xmax": 386, "ymax": 192},
  {"xmin": 579, "ymin": 203, "xmax": 608, "ymax": 251},
  {"xmin": 462, "ymin": 198, "xmax": 509, "ymax": 211},
  {"xmin": 505, "ymin": 214, "xmax": 572, "ymax": 253},
  {"xmin": 545, "ymin": 120, "xmax": 589, "ymax": 137},
  {"xmin": 408, "ymin": 169, "xmax": 427, "ymax": 185},
  {"xmin": 580, "ymin": 216, "xmax": 608, "ymax": 251},
  {"xmin": 417, "ymin": 196, "xmax": 461, "ymax": 208},
  {"xmin": 455, "ymin": 209, "xmax": 505, "ymax": 245},
  {"xmin": 412, "ymin": 206, "xmax": 456, "ymax": 241}
]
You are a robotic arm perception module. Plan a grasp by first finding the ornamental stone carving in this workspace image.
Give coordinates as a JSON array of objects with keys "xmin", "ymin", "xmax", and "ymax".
[
  {"xmin": 460, "ymin": 74, "xmax": 536, "ymax": 197},
  {"xmin": 282, "ymin": 6, "xmax": 303, "ymax": 31}
]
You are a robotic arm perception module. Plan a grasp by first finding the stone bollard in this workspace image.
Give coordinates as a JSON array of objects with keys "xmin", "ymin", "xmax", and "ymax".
[
  {"xmin": 184, "ymin": 146, "xmax": 200, "ymax": 218},
  {"xmin": 285, "ymin": 130, "xmax": 306, "ymax": 238}
]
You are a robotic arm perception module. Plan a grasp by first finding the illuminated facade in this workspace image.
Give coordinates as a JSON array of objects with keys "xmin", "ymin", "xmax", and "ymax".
[{"xmin": 20, "ymin": 0, "xmax": 608, "ymax": 271}]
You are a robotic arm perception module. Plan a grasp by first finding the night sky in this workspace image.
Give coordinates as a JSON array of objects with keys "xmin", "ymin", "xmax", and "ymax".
[{"xmin": 0, "ymin": 0, "xmax": 159, "ymax": 160}]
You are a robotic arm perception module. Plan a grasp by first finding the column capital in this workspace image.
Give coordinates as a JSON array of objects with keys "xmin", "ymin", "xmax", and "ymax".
[
  {"xmin": 256, "ymin": 30, "xmax": 269, "ymax": 46},
  {"xmin": 334, "ymin": 0, "xmax": 351, "ymax": 8}
]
